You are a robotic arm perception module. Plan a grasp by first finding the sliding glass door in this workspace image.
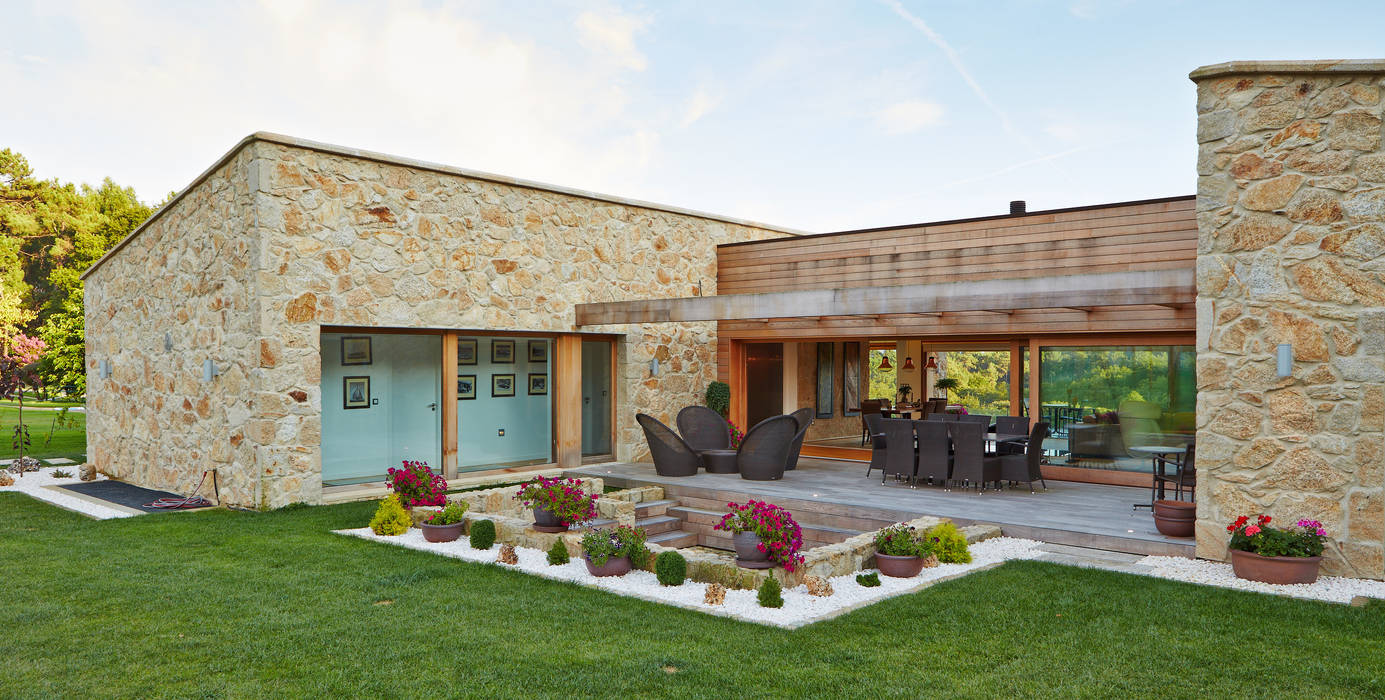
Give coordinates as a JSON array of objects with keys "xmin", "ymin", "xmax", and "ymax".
[{"xmin": 456, "ymin": 336, "xmax": 553, "ymax": 472}]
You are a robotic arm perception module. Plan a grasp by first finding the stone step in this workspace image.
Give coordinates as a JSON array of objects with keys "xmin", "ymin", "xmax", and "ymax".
[
  {"xmin": 667, "ymin": 506, "xmax": 863, "ymax": 548},
  {"xmin": 634, "ymin": 498, "xmax": 678, "ymax": 518},
  {"xmin": 667, "ymin": 494, "xmax": 901, "ymax": 533},
  {"xmin": 577, "ymin": 517, "xmax": 617, "ymax": 530},
  {"xmin": 636, "ymin": 514, "xmax": 682, "ymax": 536},
  {"xmin": 646, "ymin": 530, "xmax": 698, "ymax": 548}
]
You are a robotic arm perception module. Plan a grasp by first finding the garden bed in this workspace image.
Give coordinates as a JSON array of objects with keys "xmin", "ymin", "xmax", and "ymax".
[
  {"xmin": 1136, "ymin": 555, "xmax": 1385, "ymax": 605},
  {"xmin": 0, "ymin": 465, "xmax": 129, "ymax": 520}
]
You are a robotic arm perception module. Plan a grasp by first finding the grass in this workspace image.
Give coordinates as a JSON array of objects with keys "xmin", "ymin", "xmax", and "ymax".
[
  {"xmin": 0, "ymin": 397, "xmax": 84, "ymax": 409},
  {"xmin": 1, "ymin": 494, "xmax": 1382, "ymax": 698},
  {"xmin": 0, "ymin": 405, "xmax": 85, "ymax": 462}
]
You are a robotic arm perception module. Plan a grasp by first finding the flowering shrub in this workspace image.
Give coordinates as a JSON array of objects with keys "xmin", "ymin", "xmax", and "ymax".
[
  {"xmin": 1227, "ymin": 514, "xmax": 1327, "ymax": 558},
  {"xmin": 874, "ymin": 523, "xmax": 932, "ymax": 558},
  {"xmin": 424, "ymin": 501, "xmax": 468, "ymax": 526},
  {"xmin": 580, "ymin": 526, "xmax": 648, "ymax": 568},
  {"xmin": 513, "ymin": 476, "xmax": 598, "ymax": 524},
  {"xmin": 386, "ymin": 460, "xmax": 447, "ymax": 507},
  {"xmin": 713, "ymin": 500, "xmax": 805, "ymax": 571},
  {"xmin": 728, "ymin": 421, "xmax": 745, "ymax": 449}
]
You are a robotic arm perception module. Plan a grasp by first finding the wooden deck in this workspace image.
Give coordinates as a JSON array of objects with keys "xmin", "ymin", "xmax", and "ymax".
[{"xmin": 567, "ymin": 457, "xmax": 1194, "ymax": 557}]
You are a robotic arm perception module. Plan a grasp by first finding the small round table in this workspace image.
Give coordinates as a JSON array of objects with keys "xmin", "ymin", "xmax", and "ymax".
[
  {"xmin": 1130, "ymin": 445, "xmax": 1188, "ymax": 510},
  {"xmin": 700, "ymin": 449, "xmax": 739, "ymax": 474}
]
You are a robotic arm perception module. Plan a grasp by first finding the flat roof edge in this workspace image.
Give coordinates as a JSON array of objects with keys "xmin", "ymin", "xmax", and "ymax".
[{"xmin": 1190, "ymin": 59, "xmax": 1385, "ymax": 81}]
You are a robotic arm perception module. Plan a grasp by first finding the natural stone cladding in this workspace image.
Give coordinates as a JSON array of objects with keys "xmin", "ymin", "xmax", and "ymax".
[
  {"xmin": 84, "ymin": 133, "xmax": 791, "ymax": 509},
  {"xmin": 1192, "ymin": 60, "xmax": 1385, "ymax": 578}
]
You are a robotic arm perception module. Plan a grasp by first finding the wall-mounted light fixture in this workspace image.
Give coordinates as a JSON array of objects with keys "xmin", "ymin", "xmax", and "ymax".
[
  {"xmin": 202, "ymin": 359, "xmax": 220, "ymax": 382},
  {"xmin": 99, "ymin": 359, "xmax": 112, "ymax": 379},
  {"xmin": 1277, "ymin": 343, "xmax": 1292, "ymax": 378},
  {"xmin": 650, "ymin": 358, "xmax": 660, "ymax": 377}
]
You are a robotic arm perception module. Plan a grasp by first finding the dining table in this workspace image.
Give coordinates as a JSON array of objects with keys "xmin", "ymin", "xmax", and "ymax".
[{"xmin": 1129, "ymin": 444, "xmax": 1188, "ymax": 509}]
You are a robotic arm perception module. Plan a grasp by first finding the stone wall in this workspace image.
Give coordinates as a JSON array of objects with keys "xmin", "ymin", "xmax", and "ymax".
[
  {"xmin": 1192, "ymin": 60, "xmax": 1385, "ymax": 578},
  {"xmin": 795, "ymin": 341, "xmax": 869, "ymax": 441}
]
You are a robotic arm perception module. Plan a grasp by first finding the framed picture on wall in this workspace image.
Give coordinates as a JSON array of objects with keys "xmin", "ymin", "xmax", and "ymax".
[
  {"xmin": 492, "ymin": 340, "xmax": 515, "ymax": 364},
  {"xmin": 492, "ymin": 373, "xmax": 516, "ymax": 397},
  {"xmin": 528, "ymin": 373, "xmax": 548, "ymax": 395},
  {"xmin": 343, "ymin": 376, "xmax": 370, "ymax": 409},
  {"xmin": 457, "ymin": 374, "xmax": 476, "ymax": 400},
  {"xmin": 341, "ymin": 336, "xmax": 372, "ymax": 366},
  {"xmin": 815, "ymin": 343, "xmax": 834, "ymax": 419},
  {"xmin": 843, "ymin": 342, "xmax": 861, "ymax": 417},
  {"xmin": 528, "ymin": 340, "xmax": 548, "ymax": 363},
  {"xmin": 458, "ymin": 339, "xmax": 478, "ymax": 366}
]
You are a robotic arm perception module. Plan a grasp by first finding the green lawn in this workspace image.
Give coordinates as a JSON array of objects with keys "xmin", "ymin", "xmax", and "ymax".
[
  {"xmin": 0, "ymin": 405, "xmax": 85, "ymax": 462},
  {"xmin": 1, "ymin": 494, "xmax": 1382, "ymax": 698}
]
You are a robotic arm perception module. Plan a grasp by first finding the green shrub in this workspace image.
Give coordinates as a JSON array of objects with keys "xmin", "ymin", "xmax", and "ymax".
[
  {"xmin": 855, "ymin": 572, "xmax": 881, "ymax": 587},
  {"xmin": 469, "ymin": 519, "xmax": 496, "ymax": 550},
  {"xmin": 705, "ymin": 381, "xmax": 730, "ymax": 417},
  {"xmin": 655, "ymin": 551, "xmax": 687, "ymax": 586},
  {"xmin": 757, "ymin": 576, "xmax": 783, "ymax": 608},
  {"xmin": 368, "ymin": 496, "xmax": 411, "ymax": 536},
  {"xmin": 926, "ymin": 522, "xmax": 971, "ymax": 564},
  {"xmin": 547, "ymin": 540, "xmax": 570, "ymax": 566}
]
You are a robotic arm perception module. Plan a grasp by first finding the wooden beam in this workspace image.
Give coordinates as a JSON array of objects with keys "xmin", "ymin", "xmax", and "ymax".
[
  {"xmin": 576, "ymin": 269, "xmax": 1194, "ymax": 325},
  {"xmin": 441, "ymin": 333, "xmax": 458, "ymax": 479},
  {"xmin": 554, "ymin": 335, "xmax": 582, "ymax": 468}
]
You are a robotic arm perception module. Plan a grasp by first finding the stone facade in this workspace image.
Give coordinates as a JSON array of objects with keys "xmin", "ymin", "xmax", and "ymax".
[
  {"xmin": 794, "ymin": 341, "xmax": 869, "ymax": 442},
  {"xmin": 85, "ymin": 133, "xmax": 791, "ymax": 508},
  {"xmin": 1192, "ymin": 61, "xmax": 1385, "ymax": 578}
]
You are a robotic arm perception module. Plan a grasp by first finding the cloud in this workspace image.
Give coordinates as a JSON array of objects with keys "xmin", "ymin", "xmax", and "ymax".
[
  {"xmin": 576, "ymin": 9, "xmax": 651, "ymax": 71},
  {"xmin": 679, "ymin": 87, "xmax": 722, "ymax": 128},
  {"xmin": 876, "ymin": 99, "xmax": 944, "ymax": 134}
]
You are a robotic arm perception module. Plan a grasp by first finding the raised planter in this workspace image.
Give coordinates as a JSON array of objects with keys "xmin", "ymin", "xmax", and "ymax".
[
  {"xmin": 733, "ymin": 531, "xmax": 774, "ymax": 569},
  {"xmin": 584, "ymin": 555, "xmax": 632, "ymax": 577},
  {"xmin": 420, "ymin": 522, "xmax": 464, "ymax": 543},
  {"xmin": 1229, "ymin": 549, "xmax": 1322, "ymax": 585},
  {"xmin": 875, "ymin": 553, "xmax": 925, "ymax": 578},
  {"xmin": 532, "ymin": 505, "xmax": 568, "ymax": 533},
  {"xmin": 1152, "ymin": 500, "xmax": 1196, "ymax": 538}
]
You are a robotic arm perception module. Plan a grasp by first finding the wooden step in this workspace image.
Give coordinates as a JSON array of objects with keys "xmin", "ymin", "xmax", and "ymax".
[
  {"xmin": 634, "ymin": 498, "xmax": 677, "ymax": 518},
  {"xmin": 647, "ymin": 530, "xmax": 698, "ymax": 548},
  {"xmin": 636, "ymin": 515, "xmax": 681, "ymax": 536}
]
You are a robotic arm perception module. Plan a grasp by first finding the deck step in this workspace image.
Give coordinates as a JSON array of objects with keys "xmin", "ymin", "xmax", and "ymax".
[
  {"xmin": 634, "ymin": 498, "xmax": 677, "ymax": 517},
  {"xmin": 667, "ymin": 505, "xmax": 863, "ymax": 547},
  {"xmin": 635, "ymin": 514, "xmax": 681, "ymax": 535},
  {"xmin": 647, "ymin": 530, "xmax": 698, "ymax": 548}
]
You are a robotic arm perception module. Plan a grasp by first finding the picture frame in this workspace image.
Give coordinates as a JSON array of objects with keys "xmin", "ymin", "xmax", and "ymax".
[
  {"xmin": 458, "ymin": 338, "xmax": 478, "ymax": 366},
  {"xmin": 492, "ymin": 373, "xmax": 515, "ymax": 397},
  {"xmin": 815, "ymin": 343, "xmax": 834, "ymax": 419},
  {"xmin": 528, "ymin": 340, "xmax": 548, "ymax": 363},
  {"xmin": 343, "ymin": 376, "xmax": 370, "ymax": 409},
  {"xmin": 491, "ymin": 339, "xmax": 515, "ymax": 364},
  {"xmin": 457, "ymin": 374, "xmax": 476, "ymax": 400},
  {"xmin": 528, "ymin": 373, "xmax": 548, "ymax": 395},
  {"xmin": 341, "ymin": 336, "xmax": 372, "ymax": 366},
  {"xmin": 843, "ymin": 342, "xmax": 861, "ymax": 417}
]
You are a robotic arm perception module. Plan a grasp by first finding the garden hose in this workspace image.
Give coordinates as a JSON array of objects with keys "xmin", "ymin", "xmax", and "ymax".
[{"xmin": 144, "ymin": 469, "xmax": 218, "ymax": 509}]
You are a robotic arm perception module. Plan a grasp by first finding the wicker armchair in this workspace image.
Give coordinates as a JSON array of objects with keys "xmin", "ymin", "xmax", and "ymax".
[
  {"xmin": 914, "ymin": 420, "xmax": 952, "ymax": 486},
  {"xmin": 676, "ymin": 405, "xmax": 731, "ymax": 453},
  {"xmin": 995, "ymin": 415, "xmax": 1030, "ymax": 456},
  {"xmin": 879, "ymin": 418, "xmax": 917, "ymax": 485},
  {"xmin": 999, "ymin": 422, "xmax": 1050, "ymax": 492},
  {"xmin": 859, "ymin": 399, "xmax": 883, "ymax": 445},
  {"xmin": 948, "ymin": 421, "xmax": 1002, "ymax": 492},
  {"xmin": 785, "ymin": 407, "xmax": 814, "ymax": 471},
  {"xmin": 737, "ymin": 415, "xmax": 798, "ymax": 481},
  {"xmin": 636, "ymin": 413, "xmax": 700, "ymax": 477}
]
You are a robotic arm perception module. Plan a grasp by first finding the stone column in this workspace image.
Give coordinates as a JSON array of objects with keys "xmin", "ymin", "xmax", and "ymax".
[{"xmin": 1192, "ymin": 60, "xmax": 1385, "ymax": 579}]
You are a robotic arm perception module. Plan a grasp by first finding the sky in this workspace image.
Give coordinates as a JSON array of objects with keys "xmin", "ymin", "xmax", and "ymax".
[{"xmin": 3, "ymin": 0, "xmax": 1384, "ymax": 233}]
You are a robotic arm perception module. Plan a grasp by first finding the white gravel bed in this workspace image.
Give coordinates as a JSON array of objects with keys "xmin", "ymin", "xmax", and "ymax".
[
  {"xmin": 0, "ymin": 466, "xmax": 132, "ymax": 520},
  {"xmin": 335, "ymin": 528, "xmax": 1047, "ymax": 628},
  {"xmin": 1137, "ymin": 555, "xmax": 1385, "ymax": 605}
]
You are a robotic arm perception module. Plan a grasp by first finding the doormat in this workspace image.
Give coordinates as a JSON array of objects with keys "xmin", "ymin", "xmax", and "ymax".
[{"xmin": 56, "ymin": 481, "xmax": 214, "ymax": 513}]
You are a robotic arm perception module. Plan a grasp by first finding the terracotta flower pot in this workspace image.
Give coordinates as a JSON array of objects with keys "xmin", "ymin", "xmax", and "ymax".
[
  {"xmin": 1152, "ymin": 500, "xmax": 1196, "ymax": 538},
  {"xmin": 420, "ymin": 522, "xmax": 463, "ymax": 543},
  {"xmin": 733, "ymin": 531, "xmax": 774, "ymax": 569},
  {"xmin": 584, "ymin": 555, "xmax": 631, "ymax": 577},
  {"xmin": 1230, "ymin": 549, "xmax": 1322, "ymax": 585},
  {"xmin": 875, "ymin": 552, "xmax": 925, "ymax": 578},
  {"xmin": 532, "ymin": 505, "xmax": 568, "ymax": 533}
]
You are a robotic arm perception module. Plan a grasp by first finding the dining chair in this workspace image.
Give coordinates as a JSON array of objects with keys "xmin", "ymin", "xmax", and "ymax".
[
  {"xmin": 947, "ymin": 421, "xmax": 1001, "ymax": 492},
  {"xmin": 864, "ymin": 412, "xmax": 887, "ymax": 477},
  {"xmin": 859, "ymin": 398, "xmax": 882, "ymax": 445},
  {"xmin": 998, "ymin": 421, "xmax": 1050, "ymax": 492},
  {"xmin": 879, "ymin": 418, "xmax": 917, "ymax": 485},
  {"xmin": 994, "ymin": 415, "xmax": 1031, "ymax": 456},
  {"xmin": 913, "ymin": 420, "xmax": 952, "ymax": 487}
]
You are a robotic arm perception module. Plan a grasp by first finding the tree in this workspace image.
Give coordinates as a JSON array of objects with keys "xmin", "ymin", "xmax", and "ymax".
[{"xmin": 1, "ymin": 333, "xmax": 45, "ymax": 475}]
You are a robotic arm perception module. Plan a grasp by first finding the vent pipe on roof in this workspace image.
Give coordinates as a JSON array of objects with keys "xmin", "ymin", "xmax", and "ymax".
[{"xmin": 1010, "ymin": 200, "xmax": 1026, "ymax": 215}]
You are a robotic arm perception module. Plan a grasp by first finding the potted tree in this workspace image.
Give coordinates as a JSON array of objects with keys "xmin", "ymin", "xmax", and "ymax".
[
  {"xmin": 713, "ymin": 500, "xmax": 805, "ymax": 571},
  {"xmin": 580, "ymin": 526, "xmax": 648, "ymax": 577},
  {"xmin": 873, "ymin": 523, "xmax": 933, "ymax": 577},
  {"xmin": 933, "ymin": 376, "xmax": 959, "ymax": 401},
  {"xmin": 513, "ymin": 476, "xmax": 598, "ymax": 533},
  {"xmin": 420, "ymin": 501, "xmax": 469, "ymax": 543},
  {"xmin": 1226, "ymin": 515, "xmax": 1327, "ymax": 585}
]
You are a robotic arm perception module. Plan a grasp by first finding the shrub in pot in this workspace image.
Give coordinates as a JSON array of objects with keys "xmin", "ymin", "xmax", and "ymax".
[
  {"xmin": 873, "ymin": 523, "xmax": 933, "ymax": 577},
  {"xmin": 713, "ymin": 500, "xmax": 805, "ymax": 571},
  {"xmin": 655, "ymin": 551, "xmax": 687, "ymax": 586},
  {"xmin": 469, "ymin": 519, "xmax": 496, "ymax": 550},
  {"xmin": 925, "ymin": 522, "xmax": 972, "ymax": 564},
  {"xmin": 1226, "ymin": 514, "xmax": 1327, "ymax": 585},
  {"xmin": 420, "ymin": 501, "xmax": 469, "ymax": 543},
  {"xmin": 580, "ymin": 526, "xmax": 648, "ymax": 577},
  {"xmin": 513, "ymin": 476, "xmax": 598, "ymax": 532},
  {"xmin": 369, "ymin": 495, "xmax": 411, "ymax": 536},
  {"xmin": 386, "ymin": 459, "xmax": 447, "ymax": 508}
]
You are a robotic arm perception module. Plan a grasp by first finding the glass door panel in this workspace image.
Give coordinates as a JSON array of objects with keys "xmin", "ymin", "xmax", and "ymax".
[
  {"xmin": 581, "ymin": 340, "xmax": 612, "ymax": 457},
  {"xmin": 457, "ymin": 336, "xmax": 553, "ymax": 471}
]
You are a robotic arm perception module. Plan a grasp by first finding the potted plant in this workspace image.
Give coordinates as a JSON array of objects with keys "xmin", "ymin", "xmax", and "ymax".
[
  {"xmin": 897, "ymin": 384, "xmax": 913, "ymax": 404},
  {"xmin": 420, "ymin": 501, "xmax": 469, "ymax": 543},
  {"xmin": 713, "ymin": 500, "xmax": 805, "ymax": 571},
  {"xmin": 513, "ymin": 476, "xmax": 598, "ymax": 532},
  {"xmin": 1152, "ymin": 499, "xmax": 1196, "ymax": 537},
  {"xmin": 1226, "ymin": 515, "xmax": 1327, "ymax": 585},
  {"xmin": 933, "ymin": 376, "xmax": 959, "ymax": 401},
  {"xmin": 386, "ymin": 459, "xmax": 447, "ymax": 507},
  {"xmin": 873, "ymin": 523, "xmax": 933, "ymax": 577},
  {"xmin": 580, "ymin": 526, "xmax": 648, "ymax": 577}
]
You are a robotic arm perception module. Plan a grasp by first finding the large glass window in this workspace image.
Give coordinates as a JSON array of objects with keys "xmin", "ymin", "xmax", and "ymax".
[
  {"xmin": 867, "ymin": 348, "xmax": 897, "ymax": 400},
  {"xmin": 321, "ymin": 332, "xmax": 442, "ymax": 485},
  {"xmin": 933, "ymin": 350, "xmax": 1011, "ymax": 418},
  {"xmin": 457, "ymin": 336, "xmax": 553, "ymax": 471}
]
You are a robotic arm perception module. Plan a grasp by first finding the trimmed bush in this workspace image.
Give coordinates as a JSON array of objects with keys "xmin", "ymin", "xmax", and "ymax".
[
  {"xmin": 368, "ymin": 496, "xmax": 411, "ymax": 536},
  {"xmin": 547, "ymin": 540, "xmax": 570, "ymax": 566},
  {"xmin": 705, "ymin": 381, "xmax": 730, "ymax": 417},
  {"xmin": 655, "ymin": 551, "xmax": 687, "ymax": 586},
  {"xmin": 757, "ymin": 576, "xmax": 783, "ymax": 609},
  {"xmin": 926, "ymin": 522, "xmax": 972, "ymax": 564},
  {"xmin": 855, "ymin": 572, "xmax": 881, "ymax": 587},
  {"xmin": 469, "ymin": 519, "xmax": 496, "ymax": 550}
]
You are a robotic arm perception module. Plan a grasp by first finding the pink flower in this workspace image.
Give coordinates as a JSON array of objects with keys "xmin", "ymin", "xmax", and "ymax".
[
  {"xmin": 1316, "ymin": 528, "xmax": 1327, "ymax": 536},
  {"xmin": 1245, "ymin": 525, "xmax": 1261, "ymax": 536}
]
